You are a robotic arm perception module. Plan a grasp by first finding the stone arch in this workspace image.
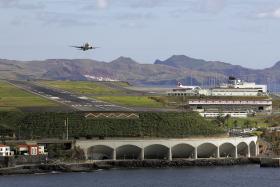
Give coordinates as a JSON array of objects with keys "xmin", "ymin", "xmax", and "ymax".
[
  {"xmin": 197, "ymin": 143, "xmax": 218, "ymax": 158},
  {"xmin": 87, "ymin": 145, "xmax": 114, "ymax": 160},
  {"xmin": 237, "ymin": 142, "xmax": 248, "ymax": 157},
  {"xmin": 144, "ymin": 144, "xmax": 169, "ymax": 160},
  {"xmin": 219, "ymin": 143, "xmax": 236, "ymax": 158},
  {"xmin": 250, "ymin": 141, "xmax": 257, "ymax": 157},
  {"xmin": 116, "ymin": 145, "xmax": 142, "ymax": 160},
  {"xmin": 172, "ymin": 143, "xmax": 195, "ymax": 159}
]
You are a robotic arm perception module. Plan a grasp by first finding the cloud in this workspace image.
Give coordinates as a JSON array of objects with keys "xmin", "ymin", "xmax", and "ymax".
[
  {"xmin": 198, "ymin": 0, "xmax": 226, "ymax": 13},
  {"xmin": 0, "ymin": 0, "xmax": 45, "ymax": 10},
  {"xmin": 116, "ymin": 12, "xmax": 155, "ymax": 20},
  {"xmin": 256, "ymin": 8, "xmax": 280, "ymax": 19},
  {"xmin": 96, "ymin": 0, "xmax": 109, "ymax": 9},
  {"xmin": 128, "ymin": 0, "xmax": 165, "ymax": 8},
  {"xmin": 37, "ymin": 12, "xmax": 96, "ymax": 27}
]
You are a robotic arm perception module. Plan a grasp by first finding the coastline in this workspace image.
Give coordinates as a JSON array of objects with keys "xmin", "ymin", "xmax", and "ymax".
[{"xmin": 0, "ymin": 158, "xmax": 260, "ymax": 176}]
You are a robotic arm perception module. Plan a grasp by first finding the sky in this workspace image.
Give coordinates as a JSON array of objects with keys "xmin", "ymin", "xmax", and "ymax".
[{"xmin": 1, "ymin": 0, "xmax": 280, "ymax": 69}]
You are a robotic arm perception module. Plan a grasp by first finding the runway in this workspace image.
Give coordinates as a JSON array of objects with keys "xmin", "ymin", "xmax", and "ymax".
[{"xmin": 7, "ymin": 80, "xmax": 133, "ymax": 112}]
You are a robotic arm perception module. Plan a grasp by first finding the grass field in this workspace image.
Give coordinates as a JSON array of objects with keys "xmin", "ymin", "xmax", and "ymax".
[
  {"xmin": 224, "ymin": 117, "xmax": 271, "ymax": 129},
  {"xmin": 40, "ymin": 81, "xmax": 124, "ymax": 95},
  {"xmin": 96, "ymin": 96, "xmax": 164, "ymax": 108},
  {"xmin": 0, "ymin": 81, "xmax": 58, "ymax": 111},
  {"xmin": 109, "ymin": 81, "xmax": 131, "ymax": 87}
]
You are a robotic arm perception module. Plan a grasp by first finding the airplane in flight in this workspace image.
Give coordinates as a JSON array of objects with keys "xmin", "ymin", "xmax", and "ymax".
[
  {"xmin": 70, "ymin": 43, "xmax": 99, "ymax": 51},
  {"xmin": 177, "ymin": 81, "xmax": 201, "ymax": 90}
]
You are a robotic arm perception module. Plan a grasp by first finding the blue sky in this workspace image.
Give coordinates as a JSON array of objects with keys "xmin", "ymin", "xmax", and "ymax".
[{"xmin": 1, "ymin": 0, "xmax": 280, "ymax": 69}]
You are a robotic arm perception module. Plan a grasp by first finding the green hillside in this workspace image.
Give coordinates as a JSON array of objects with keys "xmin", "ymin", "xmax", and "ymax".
[{"xmin": 0, "ymin": 112, "xmax": 226, "ymax": 139}]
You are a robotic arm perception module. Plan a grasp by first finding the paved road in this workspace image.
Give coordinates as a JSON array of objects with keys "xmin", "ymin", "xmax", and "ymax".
[{"xmin": 8, "ymin": 80, "xmax": 133, "ymax": 112}]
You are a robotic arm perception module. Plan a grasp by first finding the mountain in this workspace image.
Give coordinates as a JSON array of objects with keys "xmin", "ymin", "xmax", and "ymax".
[{"xmin": 0, "ymin": 55, "xmax": 279, "ymax": 87}]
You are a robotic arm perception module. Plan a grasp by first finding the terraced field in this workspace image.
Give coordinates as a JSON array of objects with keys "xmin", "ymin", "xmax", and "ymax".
[{"xmin": 0, "ymin": 81, "xmax": 58, "ymax": 111}]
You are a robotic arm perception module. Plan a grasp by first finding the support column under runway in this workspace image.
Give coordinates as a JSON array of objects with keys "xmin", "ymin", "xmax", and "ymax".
[
  {"xmin": 216, "ymin": 146, "xmax": 220, "ymax": 158},
  {"xmin": 113, "ymin": 149, "xmax": 116, "ymax": 161},
  {"xmin": 194, "ymin": 147, "xmax": 198, "ymax": 159},
  {"xmin": 234, "ymin": 146, "xmax": 238, "ymax": 158},
  {"xmin": 84, "ymin": 148, "xmax": 88, "ymax": 160},
  {"xmin": 169, "ymin": 147, "xmax": 172, "ymax": 161},
  {"xmin": 247, "ymin": 146, "xmax": 251, "ymax": 158},
  {"xmin": 141, "ymin": 148, "xmax": 144, "ymax": 161}
]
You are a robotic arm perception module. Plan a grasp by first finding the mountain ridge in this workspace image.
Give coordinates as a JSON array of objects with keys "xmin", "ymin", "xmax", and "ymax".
[{"xmin": 0, "ymin": 55, "xmax": 279, "ymax": 86}]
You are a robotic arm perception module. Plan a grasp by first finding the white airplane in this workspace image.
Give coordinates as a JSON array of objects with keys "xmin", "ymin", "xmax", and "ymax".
[
  {"xmin": 70, "ymin": 42, "xmax": 99, "ymax": 51},
  {"xmin": 177, "ymin": 82, "xmax": 201, "ymax": 90}
]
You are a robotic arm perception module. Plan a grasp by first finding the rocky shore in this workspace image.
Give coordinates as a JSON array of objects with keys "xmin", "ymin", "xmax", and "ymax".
[{"xmin": 0, "ymin": 158, "xmax": 260, "ymax": 175}]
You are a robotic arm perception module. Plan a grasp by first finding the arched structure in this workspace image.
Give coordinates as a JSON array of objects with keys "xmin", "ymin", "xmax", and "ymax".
[
  {"xmin": 197, "ymin": 143, "xmax": 217, "ymax": 158},
  {"xmin": 172, "ymin": 144, "xmax": 195, "ymax": 159},
  {"xmin": 237, "ymin": 142, "xmax": 248, "ymax": 157},
  {"xmin": 219, "ymin": 143, "xmax": 236, "ymax": 158},
  {"xmin": 76, "ymin": 136, "xmax": 258, "ymax": 161},
  {"xmin": 144, "ymin": 144, "xmax": 169, "ymax": 160},
  {"xmin": 116, "ymin": 145, "xmax": 142, "ymax": 160},
  {"xmin": 250, "ymin": 141, "xmax": 257, "ymax": 157},
  {"xmin": 87, "ymin": 145, "xmax": 114, "ymax": 160}
]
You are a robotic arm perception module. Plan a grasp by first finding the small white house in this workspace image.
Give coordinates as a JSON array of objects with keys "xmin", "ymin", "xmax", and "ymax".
[
  {"xmin": 0, "ymin": 144, "xmax": 12, "ymax": 157},
  {"xmin": 38, "ymin": 145, "xmax": 46, "ymax": 155}
]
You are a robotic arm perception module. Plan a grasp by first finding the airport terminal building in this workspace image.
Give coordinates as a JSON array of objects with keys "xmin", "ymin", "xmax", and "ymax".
[
  {"xmin": 168, "ymin": 77, "xmax": 272, "ymax": 118},
  {"xmin": 188, "ymin": 99, "xmax": 272, "ymax": 118}
]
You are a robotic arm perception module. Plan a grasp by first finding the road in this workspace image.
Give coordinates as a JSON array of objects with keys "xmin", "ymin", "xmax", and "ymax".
[{"xmin": 8, "ymin": 80, "xmax": 133, "ymax": 112}]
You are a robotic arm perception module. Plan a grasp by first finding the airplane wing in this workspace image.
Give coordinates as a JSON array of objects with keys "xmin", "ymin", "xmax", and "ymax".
[{"xmin": 70, "ymin": 46, "xmax": 83, "ymax": 49}]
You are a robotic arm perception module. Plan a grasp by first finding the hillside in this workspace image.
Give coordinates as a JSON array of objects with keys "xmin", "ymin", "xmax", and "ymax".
[
  {"xmin": 0, "ymin": 112, "xmax": 225, "ymax": 139},
  {"xmin": 0, "ymin": 55, "xmax": 279, "ymax": 86}
]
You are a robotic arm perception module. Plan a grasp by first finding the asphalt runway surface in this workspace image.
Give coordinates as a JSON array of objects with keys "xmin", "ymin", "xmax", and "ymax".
[{"xmin": 8, "ymin": 80, "xmax": 133, "ymax": 112}]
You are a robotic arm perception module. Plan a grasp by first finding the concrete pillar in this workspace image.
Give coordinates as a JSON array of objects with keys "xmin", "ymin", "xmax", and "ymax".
[
  {"xmin": 141, "ymin": 148, "xmax": 145, "ymax": 161},
  {"xmin": 84, "ymin": 148, "xmax": 88, "ymax": 160},
  {"xmin": 194, "ymin": 147, "xmax": 198, "ymax": 159},
  {"xmin": 169, "ymin": 147, "xmax": 172, "ymax": 161},
  {"xmin": 256, "ymin": 143, "xmax": 259, "ymax": 156},
  {"xmin": 247, "ymin": 146, "xmax": 251, "ymax": 158},
  {"xmin": 234, "ymin": 146, "xmax": 238, "ymax": 158},
  {"xmin": 113, "ymin": 149, "xmax": 116, "ymax": 161},
  {"xmin": 216, "ymin": 146, "xmax": 220, "ymax": 158}
]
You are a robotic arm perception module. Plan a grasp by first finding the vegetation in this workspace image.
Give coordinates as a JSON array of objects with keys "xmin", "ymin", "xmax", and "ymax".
[
  {"xmin": 272, "ymin": 96, "xmax": 280, "ymax": 112},
  {"xmin": 110, "ymin": 81, "xmax": 131, "ymax": 87},
  {"xmin": 222, "ymin": 117, "xmax": 271, "ymax": 129},
  {"xmin": 0, "ymin": 81, "xmax": 58, "ymax": 111},
  {"xmin": 0, "ymin": 111, "xmax": 225, "ymax": 139},
  {"xmin": 39, "ymin": 81, "xmax": 124, "ymax": 95}
]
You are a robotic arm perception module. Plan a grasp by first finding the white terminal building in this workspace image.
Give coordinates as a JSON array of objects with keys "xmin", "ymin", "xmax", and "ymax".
[
  {"xmin": 168, "ymin": 77, "xmax": 268, "ymax": 97},
  {"xmin": 168, "ymin": 77, "xmax": 272, "ymax": 118},
  {"xmin": 210, "ymin": 77, "xmax": 267, "ymax": 97},
  {"xmin": 189, "ymin": 99, "xmax": 272, "ymax": 118}
]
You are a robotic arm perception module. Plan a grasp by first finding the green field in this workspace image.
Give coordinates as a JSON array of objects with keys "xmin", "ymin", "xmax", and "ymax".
[
  {"xmin": 109, "ymin": 81, "xmax": 131, "ymax": 87},
  {"xmin": 40, "ymin": 81, "xmax": 124, "ymax": 95},
  {"xmin": 223, "ymin": 117, "xmax": 271, "ymax": 129},
  {"xmin": 0, "ymin": 81, "xmax": 58, "ymax": 111},
  {"xmin": 96, "ymin": 96, "xmax": 164, "ymax": 108}
]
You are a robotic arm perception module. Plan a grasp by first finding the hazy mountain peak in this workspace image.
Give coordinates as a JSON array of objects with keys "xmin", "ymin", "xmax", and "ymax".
[
  {"xmin": 111, "ymin": 56, "xmax": 138, "ymax": 64},
  {"xmin": 168, "ymin": 55, "xmax": 192, "ymax": 60},
  {"xmin": 154, "ymin": 54, "xmax": 207, "ymax": 69},
  {"xmin": 272, "ymin": 61, "xmax": 280, "ymax": 69}
]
